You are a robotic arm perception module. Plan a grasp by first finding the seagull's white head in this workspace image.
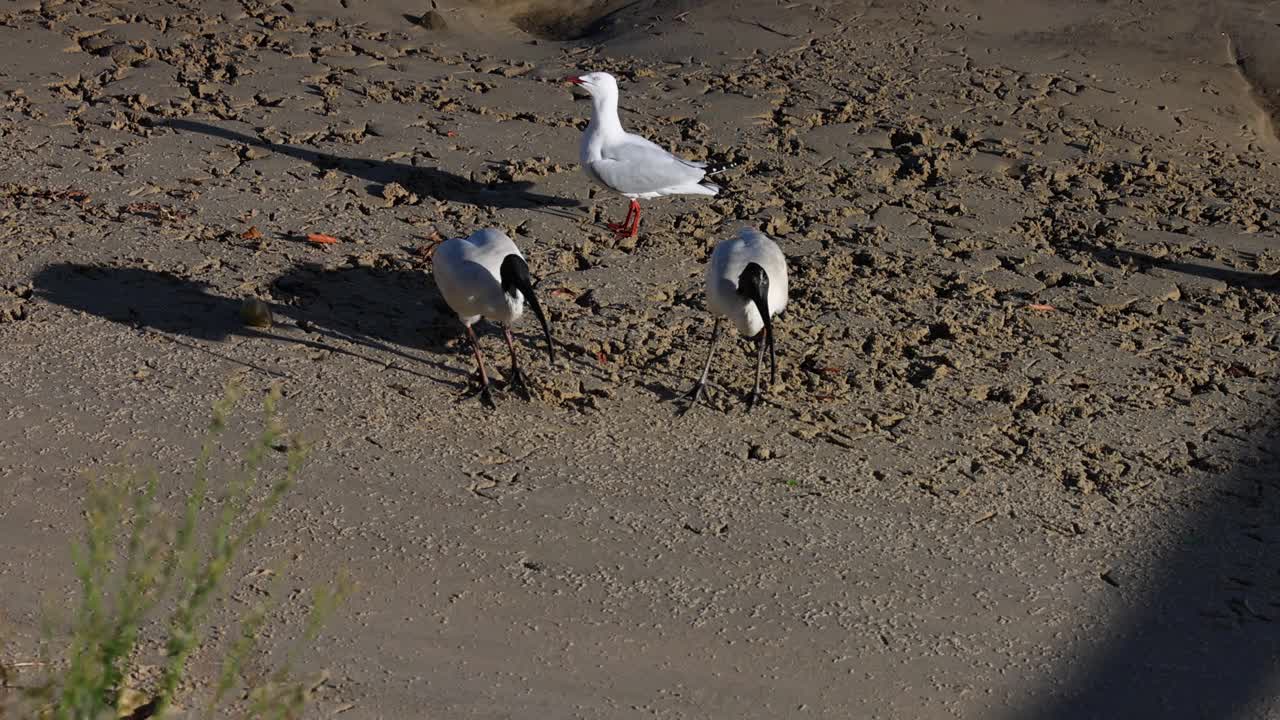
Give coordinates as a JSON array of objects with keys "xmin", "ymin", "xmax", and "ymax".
[{"xmin": 564, "ymin": 71, "xmax": 618, "ymax": 99}]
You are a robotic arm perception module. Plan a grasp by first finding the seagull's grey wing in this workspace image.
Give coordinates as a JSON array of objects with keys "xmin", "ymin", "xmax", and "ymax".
[
  {"xmin": 590, "ymin": 137, "xmax": 707, "ymax": 195},
  {"xmin": 625, "ymin": 134, "xmax": 707, "ymax": 169}
]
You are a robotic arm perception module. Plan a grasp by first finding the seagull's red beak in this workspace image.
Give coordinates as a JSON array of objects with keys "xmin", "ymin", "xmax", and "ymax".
[{"xmin": 564, "ymin": 75, "xmax": 584, "ymax": 85}]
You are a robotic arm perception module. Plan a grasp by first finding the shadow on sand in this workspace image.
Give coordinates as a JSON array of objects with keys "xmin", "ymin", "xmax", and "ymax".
[
  {"xmin": 1091, "ymin": 246, "xmax": 1280, "ymax": 293},
  {"xmin": 1019, "ymin": 251, "xmax": 1280, "ymax": 718},
  {"xmin": 163, "ymin": 119, "xmax": 582, "ymax": 215},
  {"xmin": 31, "ymin": 262, "xmax": 471, "ymax": 388}
]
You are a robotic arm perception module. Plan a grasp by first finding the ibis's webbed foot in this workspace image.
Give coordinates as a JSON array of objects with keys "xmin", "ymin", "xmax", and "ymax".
[
  {"xmin": 477, "ymin": 384, "xmax": 497, "ymax": 410},
  {"xmin": 465, "ymin": 384, "xmax": 494, "ymax": 407},
  {"xmin": 506, "ymin": 366, "xmax": 533, "ymax": 401},
  {"xmin": 464, "ymin": 373, "xmax": 497, "ymax": 410},
  {"xmin": 677, "ymin": 380, "xmax": 711, "ymax": 415}
]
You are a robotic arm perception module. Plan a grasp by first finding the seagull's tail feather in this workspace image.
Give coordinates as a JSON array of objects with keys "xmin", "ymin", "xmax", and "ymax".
[
  {"xmin": 703, "ymin": 161, "xmax": 740, "ymax": 177},
  {"xmin": 697, "ymin": 159, "xmax": 741, "ymax": 194}
]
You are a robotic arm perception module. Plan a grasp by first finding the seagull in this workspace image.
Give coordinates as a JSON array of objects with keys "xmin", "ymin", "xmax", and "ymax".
[
  {"xmin": 683, "ymin": 228, "xmax": 788, "ymax": 412},
  {"xmin": 432, "ymin": 228, "xmax": 555, "ymax": 408},
  {"xmin": 565, "ymin": 71, "xmax": 720, "ymax": 240}
]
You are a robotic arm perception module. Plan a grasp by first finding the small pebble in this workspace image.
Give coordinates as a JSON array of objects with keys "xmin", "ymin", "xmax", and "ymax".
[
  {"xmin": 415, "ymin": 10, "xmax": 448, "ymax": 30},
  {"xmin": 239, "ymin": 297, "xmax": 272, "ymax": 328}
]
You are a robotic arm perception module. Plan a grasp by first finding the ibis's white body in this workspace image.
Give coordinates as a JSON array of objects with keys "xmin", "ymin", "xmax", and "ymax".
[
  {"xmin": 707, "ymin": 228, "xmax": 788, "ymax": 337},
  {"xmin": 433, "ymin": 229, "xmax": 525, "ymax": 327},
  {"xmin": 576, "ymin": 72, "xmax": 719, "ymax": 201}
]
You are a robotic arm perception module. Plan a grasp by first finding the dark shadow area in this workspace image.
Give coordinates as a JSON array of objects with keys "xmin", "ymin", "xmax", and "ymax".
[
  {"xmin": 30, "ymin": 264, "xmax": 246, "ymax": 340},
  {"xmin": 271, "ymin": 261, "xmax": 568, "ymax": 380},
  {"xmin": 1020, "ymin": 444, "xmax": 1280, "ymax": 719},
  {"xmin": 639, "ymin": 379, "xmax": 684, "ymax": 402},
  {"xmin": 271, "ymin": 262, "xmax": 458, "ymax": 368},
  {"xmin": 1021, "ymin": 250, "xmax": 1280, "ymax": 719},
  {"xmin": 511, "ymin": 0, "xmax": 644, "ymax": 41},
  {"xmin": 162, "ymin": 119, "xmax": 582, "ymax": 212},
  {"xmin": 1224, "ymin": 10, "xmax": 1280, "ymax": 144},
  {"xmin": 1091, "ymin": 246, "xmax": 1280, "ymax": 293},
  {"xmin": 32, "ymin": 263, "xmax": 468, "ymax": 388}
]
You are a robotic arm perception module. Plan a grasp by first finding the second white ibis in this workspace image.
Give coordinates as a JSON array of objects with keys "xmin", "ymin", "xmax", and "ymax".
[
  {"xmin": 683, "ymin": 228, "xmax": 788, "ymax": 412},
  {"xmin": 432, "ymin": 228, "xmax": 555, "ymax": 408}
]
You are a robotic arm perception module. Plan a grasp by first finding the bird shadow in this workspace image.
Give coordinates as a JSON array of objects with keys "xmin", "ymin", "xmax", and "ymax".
[
  {"xmin": 31, "ymin": 262, "xmax": 469, "ymax": 388},
  {"xmin": 641, "ymin": 380, "xmax": 685, "ymax": 403},
  {"xmin": 31, "ymin": 264, "xmax": 244, "ymax": 340},
  {"xmin": 162, "ymin": 119, "xmax": 583, "ymax": 213},
  {"xmin": 1088, "ymin": 246, "xmax": 1280, "ymax": 293},
  {"xmin": 269, "ymin": 262, "xmax": 468, "ymax": 376}
]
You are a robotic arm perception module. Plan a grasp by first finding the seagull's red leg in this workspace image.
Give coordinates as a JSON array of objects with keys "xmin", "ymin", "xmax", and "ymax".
[{"xmin": 626, "ymin": 200, "xmax": 641, "ymax": 238}]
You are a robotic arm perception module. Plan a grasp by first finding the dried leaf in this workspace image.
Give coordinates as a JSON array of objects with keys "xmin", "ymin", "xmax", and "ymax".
[
  {"xmin": 239, "ymin": 225, "xmax": 263, "ymax": 241},
  {"xmin": 307, "ymin": 232, "xmax": 340, "ymax": 245}
]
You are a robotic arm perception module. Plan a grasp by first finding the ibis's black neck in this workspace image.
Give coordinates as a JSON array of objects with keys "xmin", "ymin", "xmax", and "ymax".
[
  {"xmin": 500, "ymin": 254, "xmax": 531, "ymax": 298},
  {"xmin": 737, "ymin": 262, "xmax": 777, "ymax": 384},
  {"xmin": 737, "ymin": 263, "xmax": 769, "ymax": 304},
  {"xmin": 499, "ymin": 253, "xmax": 556, "ymax": 365}
]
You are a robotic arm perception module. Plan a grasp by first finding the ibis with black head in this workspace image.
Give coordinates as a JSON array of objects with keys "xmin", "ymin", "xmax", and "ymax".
[
  {"xmin": 432, "ymin": 228, "xmax": 555, "ymax": 409},
  {"xmin": 683, "ymin": 228, "xmax": 788, "ymax": 412}
]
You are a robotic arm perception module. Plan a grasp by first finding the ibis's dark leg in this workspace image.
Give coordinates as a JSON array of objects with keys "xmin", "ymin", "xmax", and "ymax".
[
  {"xmin": 465, "ymin": 324, "xmax": 496, "ymax": 409},
  {"xmin": 503, "ymin": 325, "xmax": 532, "ymax": 401},
  {"xmin": 747, "ymin": 331, "xmax": 766, "ymax": 411},
  {"xmin": 680, "ymin": 317, "xmax": 721, "ymax": 412}
]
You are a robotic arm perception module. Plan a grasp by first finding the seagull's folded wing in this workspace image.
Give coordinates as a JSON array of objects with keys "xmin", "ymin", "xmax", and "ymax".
[{"xmin": 591, "ymin": 137, "xmax": 708, "ymax": 195}]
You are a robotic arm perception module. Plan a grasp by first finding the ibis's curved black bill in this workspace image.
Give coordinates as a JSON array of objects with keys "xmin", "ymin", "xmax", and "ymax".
[
  {"xmin": 500, "ymin": 254, "xmax": 556, "ymax": 365},
  {"xmin": 738, "ymin": 262, "xmax": 776, "ymax": 384}
]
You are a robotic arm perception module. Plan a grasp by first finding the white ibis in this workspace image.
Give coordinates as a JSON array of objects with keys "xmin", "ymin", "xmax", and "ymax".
[
  {"xmin": 432, "ymin": 228, "xmax": 555, "ymax": 408},
  {"xmin": 683, "ymin": 228, "xmax": 788, "ymax": 411},
  {"xmin": 565, "ymin": 71, "xmax": 720, "ymax": 240}
]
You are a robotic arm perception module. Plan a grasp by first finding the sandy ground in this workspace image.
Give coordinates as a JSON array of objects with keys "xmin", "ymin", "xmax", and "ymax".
[{"xmin": 2, "ymin": 0, "xmax": 1280, "ymax": 717}]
